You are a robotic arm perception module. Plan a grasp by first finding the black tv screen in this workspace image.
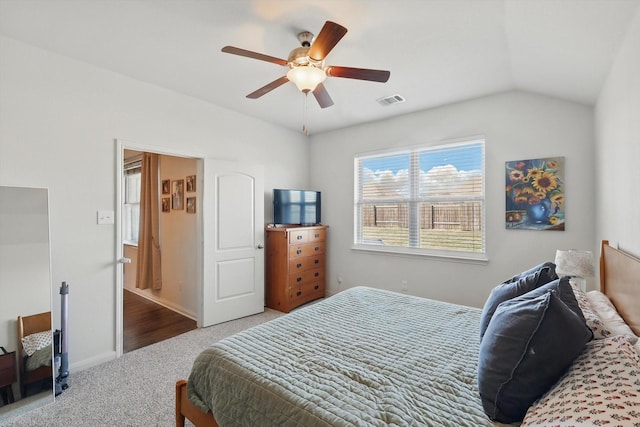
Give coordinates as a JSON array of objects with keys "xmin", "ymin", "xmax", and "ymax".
[{"xmin": 273, "ymin": 189, "xmax": 321, "ymax": 225}]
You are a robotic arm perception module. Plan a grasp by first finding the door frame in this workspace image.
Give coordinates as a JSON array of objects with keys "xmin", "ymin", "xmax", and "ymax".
[{"xmin": 115, "ymin": 139, "xmax": 205, "ymax": 358}]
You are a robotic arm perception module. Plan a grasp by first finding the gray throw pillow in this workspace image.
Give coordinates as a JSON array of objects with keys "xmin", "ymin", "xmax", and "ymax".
[
  {"xmin": 477, "ymin": 290, "xmax": 593, "ymax": 423},
  {"xmin": 479, "ymin": 263, "xmax": 558, "ymax": 339}
]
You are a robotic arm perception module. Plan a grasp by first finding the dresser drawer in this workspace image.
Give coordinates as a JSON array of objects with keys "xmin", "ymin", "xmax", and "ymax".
[
  {"xmin": 288, "ymin": 267, "xmax": 324, "ymax": 286},
  {"xmin": 308, "ymin": 229, "xmax": 325, "ymax": 242},
  {"xmin": 289, "ymin": 281, "xmax": 325, "ymax": 306},
  {"xmin": 289, "ymin": 241, "xmax": 325, "ymax": 259},
  {"xmin": 289, "ymin": 229, "xmax": 308, "ymax": 244},
  {"xmin": 289, "ymin": 254, "xmax": 324, "ymax": 273}
]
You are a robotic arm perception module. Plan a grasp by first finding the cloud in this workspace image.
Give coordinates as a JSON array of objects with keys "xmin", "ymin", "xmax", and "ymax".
[{"xmin": 363, "ymin": 164, "xmax": 481, "ymax": 198}]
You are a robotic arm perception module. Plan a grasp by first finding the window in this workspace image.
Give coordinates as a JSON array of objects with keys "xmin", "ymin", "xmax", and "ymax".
[
  {"xmin": 354, "ymin": 138, "xmax": 485, "ymax": 259},
  {"xmin": 123, "ymin": 160, "xmax": 141, "ymax": 245}
]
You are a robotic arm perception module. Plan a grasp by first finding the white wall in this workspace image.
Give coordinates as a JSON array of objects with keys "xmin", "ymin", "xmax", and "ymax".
[
  {"xmin": 0, "ymin": 36, "xmax": 309, "ymax": 369},
  {"xmin": 595, "ymin": 6, "xmax": 640, "ymax": 257},
  {"xmin": 310, "ymin": 91, "xmax": 595, "ymax": 308}
]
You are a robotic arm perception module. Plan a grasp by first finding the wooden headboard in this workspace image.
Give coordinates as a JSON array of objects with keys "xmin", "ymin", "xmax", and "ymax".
[{"xmin": 600, "ymin": 240, "xmax": 640, "ymax": 336}]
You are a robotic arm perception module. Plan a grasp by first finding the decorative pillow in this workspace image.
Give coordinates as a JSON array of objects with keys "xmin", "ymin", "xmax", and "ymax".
[
  {"xmin": 478, "ymin": 290, "xmax": 593, "ymax": 424},
  {"xmin": 479, "ymin": 265, "xmax": 564, "ymax": 340},
  {"xmin": 21, "ymin": 330, "xmax": 52, "ymax": 357},
  {"xmin": 587, "ymin": 290, "xmax": 638, "ymax": 343},
  {"xmin": 505, "ymin": 261, "xmax": 557, "ymax": 284},
  {"xmin": 571, "ymin": 283, "xmax": 612, "ymax": 339},
  {"xmin": 522, "ymin": 335, "xmax": 640, "ymax": 426},
  {"xmin": 521, "ymin": 277, "xmax": 585, "ymax": 323}
]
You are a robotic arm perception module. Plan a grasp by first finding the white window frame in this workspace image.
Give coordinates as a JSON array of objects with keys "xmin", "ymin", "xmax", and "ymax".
[
  {"xmin": 353, "ymin": 137, "xmax": 487, "ymax": 262},
  {"xmin": 123, "ymin": 158, "xmax": 142, "ymax": 246}
]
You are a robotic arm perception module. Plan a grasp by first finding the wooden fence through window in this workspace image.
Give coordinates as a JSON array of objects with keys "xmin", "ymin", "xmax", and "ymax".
[{"xmin": 363, "ymin": 203, "xmax": 482, "ymax": 231}]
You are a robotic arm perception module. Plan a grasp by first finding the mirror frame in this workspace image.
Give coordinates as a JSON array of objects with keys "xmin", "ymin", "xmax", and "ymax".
[{"xmin": 0, "ymin": 186, "xmax": 54, "ymax": 421}]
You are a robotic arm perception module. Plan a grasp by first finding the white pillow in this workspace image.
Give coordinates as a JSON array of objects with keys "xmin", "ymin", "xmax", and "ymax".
[
  {"xmin": 570, "ymin": 284, "xmax": 611, "ymax": 339},
  {"xmin": 21, "ymin": 330, "xmax": 52, "ymax": 357},
  {"xmin": 587, "ymin": 290, "xmax": 638, "ymax": 344}
]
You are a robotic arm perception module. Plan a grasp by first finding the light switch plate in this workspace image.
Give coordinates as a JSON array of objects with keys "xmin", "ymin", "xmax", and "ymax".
[{"xmin": 97, "ymin": 210, "xmax": 114, "ymax": 225}]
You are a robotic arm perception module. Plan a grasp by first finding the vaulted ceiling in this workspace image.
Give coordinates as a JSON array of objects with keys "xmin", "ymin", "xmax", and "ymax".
[{"xmin": 1, "ymin": 0, "xmax": 638, "ymax": 135}]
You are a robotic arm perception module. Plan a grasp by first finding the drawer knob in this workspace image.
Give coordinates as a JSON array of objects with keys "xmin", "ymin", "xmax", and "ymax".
[
  {"xmin": 314, "ymin": 233, "xmax": 320, "ymax": 238},
  {"xmin": 297, "ymin": 249, "xmax": 302, "ymax": 254},
  {"xmin": 297, "ymin": 291, "xmax": 302, "ymax": 297},
  {"xmin": 296, "ymin": 277, "xmax": 302, "ymax": 282},
  {"xmin": 297, "ymin": 235, "xmax": 302, "ymax": 240},
  {"xmin": 314, "ymin": 285, "xmax": 319, "ymax": 290},
  {"xmin": 314, "ymin": 246, "xmax": 319, "ymax": 251},
  {"xmin": 296, "ymin": 263, "xmax": 302, "ymax": 268},
  {"xmin": 314, "ymin": 259, "xmax": 319, "ymax": 264},
  {"xmin": 314, "ymin": 272, "xmax": 319, "ymax": 277}
]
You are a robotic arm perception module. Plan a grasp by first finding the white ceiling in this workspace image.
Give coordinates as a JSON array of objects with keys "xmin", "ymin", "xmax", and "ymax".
[{"xmin": 1, "ymin": 0, "xmax": 638, "ymax": 135}]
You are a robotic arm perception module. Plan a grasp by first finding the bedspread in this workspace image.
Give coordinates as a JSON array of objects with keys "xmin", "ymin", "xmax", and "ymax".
[{"xmin": 187, "ymin": 286, "xmax": 498, "ymax": 426}]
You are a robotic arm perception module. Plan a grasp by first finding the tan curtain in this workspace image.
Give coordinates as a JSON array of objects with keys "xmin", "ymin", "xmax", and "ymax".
[{"xmin": 136, "ymin": 152, "xmax": 162, "ymax": 290}]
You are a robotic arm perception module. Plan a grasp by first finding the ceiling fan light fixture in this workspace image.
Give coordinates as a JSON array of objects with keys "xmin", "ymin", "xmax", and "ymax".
[{"xmin": 287, "ymin": 66, "xmax": 326, "ymax": 93}]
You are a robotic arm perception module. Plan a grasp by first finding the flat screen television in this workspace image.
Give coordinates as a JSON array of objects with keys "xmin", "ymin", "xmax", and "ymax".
[{"xmin": 273, "ymin": 189, "xmax": 321, "ymax": 226}]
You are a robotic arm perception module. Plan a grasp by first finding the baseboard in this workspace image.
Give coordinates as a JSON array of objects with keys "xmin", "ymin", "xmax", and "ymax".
[
  {"xmin": 69, "ymin": 350, "xmax": 117, "ymax": 372},
  {"xmin": 124, "ymin": 288, "xmax": 196, "ymax": 320}
]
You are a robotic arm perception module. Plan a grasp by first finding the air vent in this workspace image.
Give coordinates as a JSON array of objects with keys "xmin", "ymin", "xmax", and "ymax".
[{"xmin": 377, "ymin": 94, "xmax": 405, "ymax": 106}]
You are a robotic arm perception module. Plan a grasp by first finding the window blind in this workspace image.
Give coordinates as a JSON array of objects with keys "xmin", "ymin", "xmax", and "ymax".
[{"xmin": 355, "ymin": 139, "xmax": 485, "ymax": 255}]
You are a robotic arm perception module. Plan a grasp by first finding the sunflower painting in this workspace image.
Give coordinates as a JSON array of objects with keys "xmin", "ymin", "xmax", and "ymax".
[{"xmin": 505, "ymin": 157, "xmax": 565, "ymax": 230}]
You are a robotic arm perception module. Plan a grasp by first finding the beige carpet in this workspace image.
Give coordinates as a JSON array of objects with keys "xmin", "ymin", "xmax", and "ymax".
[{"xmin": 1, "ymin": 308, "xmax": 283, "ymax": 427}]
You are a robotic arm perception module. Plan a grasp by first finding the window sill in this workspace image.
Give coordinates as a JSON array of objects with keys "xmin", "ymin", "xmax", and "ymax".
[{"xmin": 351, "ymin": 244, "xmax": 488, "ymax": 264}]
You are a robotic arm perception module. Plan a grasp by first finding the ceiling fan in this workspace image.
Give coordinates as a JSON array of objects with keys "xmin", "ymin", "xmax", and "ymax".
[{"xmin": 221, "ymin": 21, "xmax": 390, "ymax": 108}]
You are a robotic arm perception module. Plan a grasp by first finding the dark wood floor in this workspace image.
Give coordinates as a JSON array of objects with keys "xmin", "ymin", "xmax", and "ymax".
[{"xmin": 123, "ymin": 290, "xmax": 197, "ymax": 353}]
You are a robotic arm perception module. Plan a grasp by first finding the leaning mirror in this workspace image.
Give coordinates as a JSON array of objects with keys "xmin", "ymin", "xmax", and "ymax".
[{"xmin": 0, "ymin": 186, "xmax": 54, "ymax": 422}]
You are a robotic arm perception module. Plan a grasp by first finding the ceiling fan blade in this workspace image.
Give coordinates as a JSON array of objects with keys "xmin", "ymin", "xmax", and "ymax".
[
  {"xmin": 326, "ymin": 66, "xmax": 390, "ymax": 82},
  {"xmin": 222, "ymin": 46, "xmax": 288, "ymax": 66},
  {"xmin": 307, "ymin": 21, "xmax": 348, "ymax": 62},
  {"xmin": 246, "ymin": 76, "xmax": 289, "ymax": 99},
  {"xmin": 312, "ymin": 83, "xmax": 334, "ymax": 109}
]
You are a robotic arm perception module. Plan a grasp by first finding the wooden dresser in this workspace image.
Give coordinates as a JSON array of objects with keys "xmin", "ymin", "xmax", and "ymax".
[{"xmin": 265, "ymin": 225, "xmax": 328, "ymax": 313}]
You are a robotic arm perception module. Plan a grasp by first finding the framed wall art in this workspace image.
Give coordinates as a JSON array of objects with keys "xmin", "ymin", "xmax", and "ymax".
[
  {"xmin": 186, "ymin": 197, "xmax": 196, "ymax": 214},
  {"xmin": 172, "ymin": 179, "xmax": 184, "ymax": 210},
  {"xmin": 186, "ymin": 175, "xmax": 196, "ymax": 192},
  {"xmin": 505, "ymin": 156, "xmax": 565, "ymax": 231}
]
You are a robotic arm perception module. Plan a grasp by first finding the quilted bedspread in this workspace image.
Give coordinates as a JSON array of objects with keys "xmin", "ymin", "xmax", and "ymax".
[{"xmin": 187, "ymin": 286, "xmax": 500, "ymax": 427}]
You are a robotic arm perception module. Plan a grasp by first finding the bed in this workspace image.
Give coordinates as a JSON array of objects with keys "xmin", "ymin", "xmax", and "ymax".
[{"xmin": 176, "ymin": 240, "xmax": 640, "ymax": 426}]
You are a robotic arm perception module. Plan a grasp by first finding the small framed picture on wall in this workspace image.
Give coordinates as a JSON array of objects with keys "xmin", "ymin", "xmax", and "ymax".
[
  {"xmin": 172, "ymin": 179, "xmax": 184, "ymax": 210},
  {"xmin": 162, "ymin": 179, "xmax": 170, "ymax": 195},
  {"xmin": 186, "ymin": 197, "xmax": 196, "ymax": 214},
  {"xmin": 162, "ymin": 197, "xmax": 170, "ymax": 213},
  {"xmin": 186, "ymin": 175, "xmax": 196, "ymax": 192}
]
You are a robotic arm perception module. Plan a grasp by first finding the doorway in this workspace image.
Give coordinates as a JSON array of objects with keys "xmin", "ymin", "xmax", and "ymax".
[
  {"xmin": 115, "ymin": 141, "xmax": 266, "ymax": 358},
  {"xmin": 118, "ymin": 145, "xmax": 202, "ymax": 355}
]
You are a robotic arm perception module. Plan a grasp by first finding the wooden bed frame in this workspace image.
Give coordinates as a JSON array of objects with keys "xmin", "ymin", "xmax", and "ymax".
[
  {"xmin": 176, "ymin": 240, "xmax": 640, "ymax": 427},
  {"xmin": 599, "ymin": 240, "xmax": 640, "ymax": 335},
  {"xmin": 175, "ymin": 379, "xmax": 218, "ymax": 427}
]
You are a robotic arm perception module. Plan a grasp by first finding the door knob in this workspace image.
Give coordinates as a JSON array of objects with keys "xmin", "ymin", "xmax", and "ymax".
[
  {"xmin": 257, "ymin": 243, "xmax": 264, "ymax": 249},
  {"xmin": 118, "ymin": 257, "xmax": 132, "ymax": 264}
]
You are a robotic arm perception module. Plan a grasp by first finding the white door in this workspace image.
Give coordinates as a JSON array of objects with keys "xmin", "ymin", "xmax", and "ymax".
[{"xmin": 201, "ymin": 159, "xmax": 264, "ymax": 327}]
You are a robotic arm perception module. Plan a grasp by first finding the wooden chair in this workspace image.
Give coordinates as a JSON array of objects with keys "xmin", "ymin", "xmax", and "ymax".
[{"xmin": 17, "ymin": 312, "xmax": 53, "ymax": 398}]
